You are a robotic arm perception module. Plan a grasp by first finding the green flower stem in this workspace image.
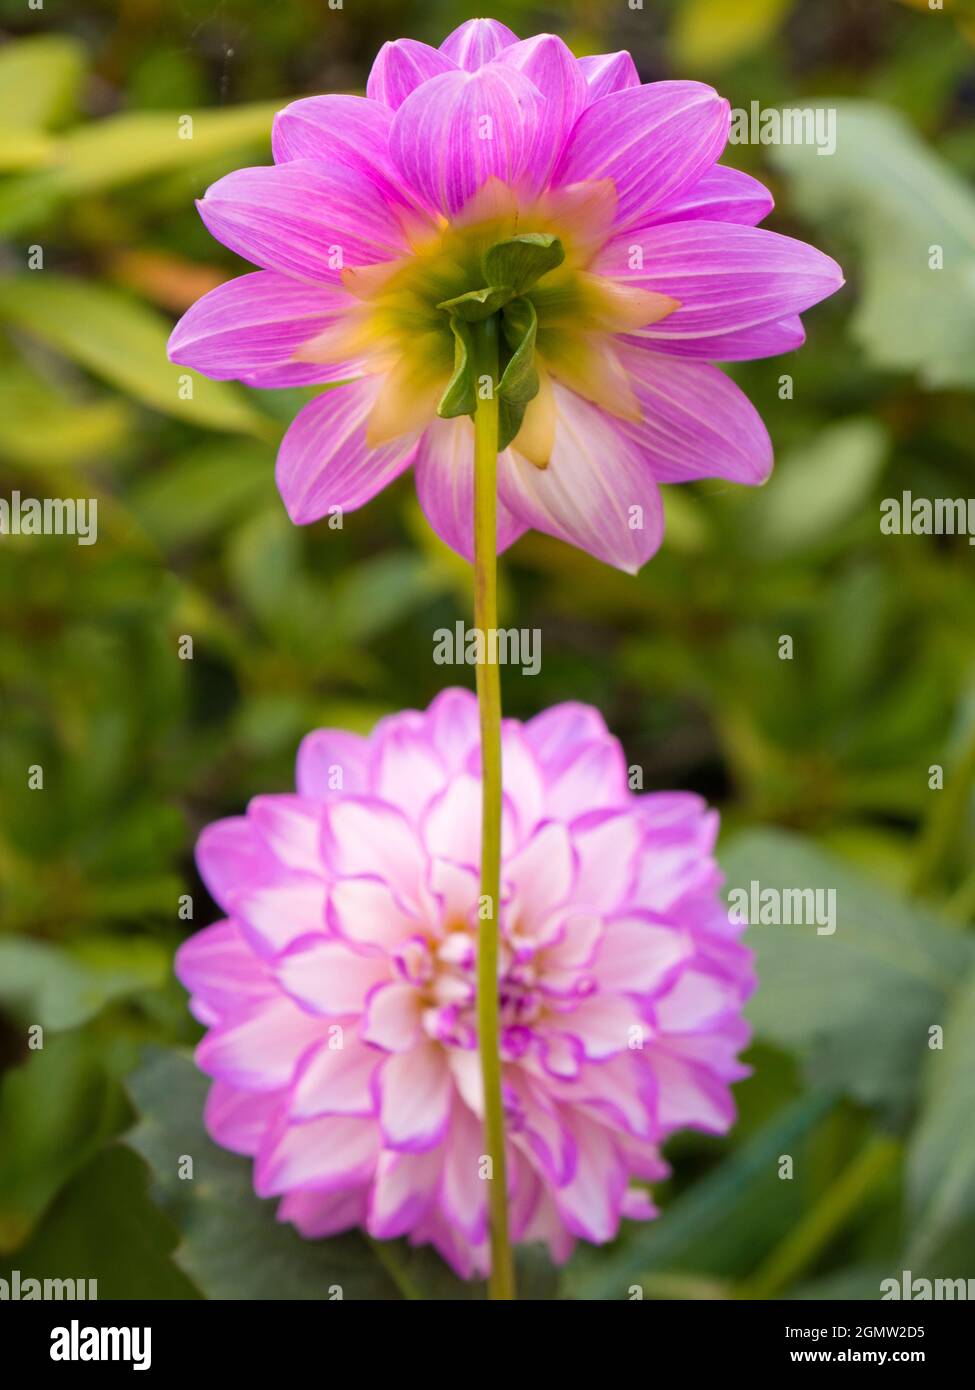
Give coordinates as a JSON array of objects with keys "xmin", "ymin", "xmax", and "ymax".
[{"xmin": 472, "ymin": 316, "xmax": 515, "ymax": 1301}]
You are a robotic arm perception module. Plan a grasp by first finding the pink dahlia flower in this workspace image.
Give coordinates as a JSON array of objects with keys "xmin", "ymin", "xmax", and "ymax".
[
  {"xmin": 167, "ymin": 18, "xmax": 843, "ymax": 574},
  {"xmin": 176, "ymin": 690, "xmax": 754, "ymax": 1277}
]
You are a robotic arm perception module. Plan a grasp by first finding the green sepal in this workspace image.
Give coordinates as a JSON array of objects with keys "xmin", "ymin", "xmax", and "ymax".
[
  {"xmin": 437, "ymin": 286, "xmax": 513, "ymax": 322},
  {"xmin": 497, "ymin": 297, "xmax": 540, "ymax": 451},
  {"xmin": 482, "ymin": 234, "xmax": 565, "ymax": 296},
  {"xmin": 436, "ymin": 315, "xmax": 477, "ymax": 420}
]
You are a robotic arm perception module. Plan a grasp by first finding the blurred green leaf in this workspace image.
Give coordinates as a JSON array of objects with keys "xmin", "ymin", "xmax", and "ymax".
[
  {"xmin": 563, "ymin": 1089, "xmax": 836, "ymax": 1299},
  {"xmin": 725, "ymin": 829, "xmax": 975, "ymax": 1116},
  {"xmin": 1, "ymin": 1144, "xmax": 198, "ymax": 1298},
  {"xmin": 0, "ymin": 936, "xmax": 168, "ymax": 1031},
  {"xmin": 0, "ymin": 359, "xmax": 131, "ymax": 466},
  {"xmin": 0, "ymin": 276, "xmax": 271, "ymax": 436},
  {"xmin": 131, "ymin": 440, "xmax": 277, "ymax": 547},
  {"xmin": 906, "ymin": 967, "xmax": 975, "ymax": 1270},
  {"xmin": 127, "ymin": 1048, "xmax": 464, "ymax": 1299},
  {"xmin": 770, "ymin": 101, "xmax": 975, "ymax": 388},
  {"xmin": 750, "ymin": 418, "xmax": 888, "ymax": 554},
  {"xmin": 0, "ymin": 35, "xmax": 85, "ymax": 134},
  {"xmin": 0, "ymin": 100, "xmax": 283, "ymax": 230},
  {"xmin": 0, "ymin": 1035, "xmax": 126, "ymax": 1252}
]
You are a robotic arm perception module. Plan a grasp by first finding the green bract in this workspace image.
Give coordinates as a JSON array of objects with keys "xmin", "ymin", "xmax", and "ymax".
[{"xmin": 436, "ymin": 235, "xmax": 564, "ymax": 449}]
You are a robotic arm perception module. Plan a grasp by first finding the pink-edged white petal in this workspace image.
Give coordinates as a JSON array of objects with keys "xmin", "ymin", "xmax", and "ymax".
[
  {"xmin": 367, "ymin": 1148, "xmax": 442, "ymax": 1238},
  {"xmin": 505, "ymin": 821, "xmax": 575, "ymax": 926},
  {"xmin": 288, "ymin": 1035, "xmax": 381, "ymax": 1120},
  {"xmin": 414, "ymin": 417, "xmax": 528, "ymax": 562},
  {"xmin": 328, "ymin": 876, "xmax": 419, "ymax": 953},
  {"xmin": 594, "ymin": 914, "xmax": 692, "ymax": 995},
  {"xmin": 275, "ymin": 939, "xmax": 388, "ymax": 1015},
  {"xmin": 544, "ymin": 735, "xmax": 629, "ymax": 820},
  {"xmin": 553, "ymin": 1115, "xmax": 626, "ymax": 1242},
  {"xmin": 196, "ymin": 996, "xmax": 323, "ymax": 1091},
  {"xmin": 296, "ymin": 728, "xmax": 372, "ymax": 800},
  {"xmin": 361, "ymin": 980, "xmax": 424, "ymax": 1052},
  {"xmin": 439, "ymin": 18, "xmax": 519, "ymax": 70},
  {"xmin": 367, "ymin": 39, "xmax": 457, "ymax": 108},
  {"xmin": 321, "ymin": 796, "xmax": 426, "ymax": 908},
  {"xmin": 196, "ymin": 160, "xmax": 411, "ymax": 283},
  {"xmin": 498, "ymin": 384, "xmax": 664, "ymax": 574},
  {"xmin": 389, "ymin": 65, "xmax": 544, "ymax": 217},
  {"xmin": 619, "ymin": 348, "xmax": 773, "ymax": 485},
  {"xmin": 573, "ymin": 812, "xmax": 643, "ymax": 913},
  {"xmin": 276, "ymin": 377, "xmax": 420, "ymax": 526},
  {"xmin": 175, "ymin": 920, "xmax": 273, "ymax": 1019},
  {"xmin": 195, "ymin": 816, "xmax": 273, "ymax": 914},
  {"xmin": 578, "ymin": 51, "xmax": 640, "ymax": 103},
  {"xmin": 377, "ymin": 1041, "xmax": 453, "ymax": 1151},
  {"xmin": 553, "ymin": 81, "xmax": 730, "ymax": 231},
  {"xmin": 439, "ymin": 1102, "xmax": 489, "ymax": 1242},
  {"xmin": 279, "ymin": 1185, "xmax": 370, "ymax": 1238},
  {"xmin": 248, "ymin": 794, "xmax": 323, "ymax": 875},
  {"xmin": 255, "ymin": 1114, "xmax": 378, "ymax": 1196},
  {"xmin": 204, "ymin": 1080, "xmax": 282, "ymax": 1156},
  {"xmin": 231, "ymin": 880, "xmax": 327, "ymax": 957},
  {"xmin": 566, "ymin": 993, "xmax": 643, "ymax": 1059}
]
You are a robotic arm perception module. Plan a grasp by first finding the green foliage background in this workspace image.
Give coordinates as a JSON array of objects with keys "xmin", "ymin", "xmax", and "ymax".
[{"xmin": 1, "ymin": 0, "xmax": 974, "ymax": 1300}]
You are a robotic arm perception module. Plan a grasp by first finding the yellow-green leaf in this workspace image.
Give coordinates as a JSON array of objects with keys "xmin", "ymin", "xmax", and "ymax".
[
  {"xmin": 0, "ymin": 276, "xmax": 273, "ymax": 437},
  {"xmin": 673, "ymin": 0, "xmax": 791, "ymax": 69}
]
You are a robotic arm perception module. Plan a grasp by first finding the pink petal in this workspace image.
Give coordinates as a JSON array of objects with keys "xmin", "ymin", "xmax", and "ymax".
[
  {"xmin": 498, "ymin": 384, "xmax": 664, "ymax": 574},
  {"xmin": 279, "ymin": 1185, "xmax": 370, "ymax": 1238},
  {"xmin": 439, "ymin": 18, "xmax": 519, "ymax": 70},
  {"xmin": 414, "ymin": 418, "xmax": 528, "ymax": 562},
  {"xmin": 525, "ymin": 703, "xmax": 610, "ymax": 768},
  {"xmin": 271, "ymin": 94, "xmax": 404, "ymax": 201},
  {"xmin": 167, "ymin": 271, "xmax": 357, "ymax": 382},
  {"xmin": 494, "ymin": 34, "xmax": 588, "ymax": 186},
  {"xmin": 544, "ymin": 736, "xmax": 629, "ymax": 820},
  {"xmin": 619, "ymin": 348, "xmax": 773, "ymax": 484},
  {"xmin": 600, "ymin": 221, "xmax": 844, "ymax": 342},
  {"xmin": 296, "ymin": 728, "xmax": 372, "ymax": 800},
  {"xmin": 204, "ymin": 1080, "xmax": 282, "ymax": 1156},
  {"xmin": 426, "ymin": 687, "xmax": 480, "ymax": 771},
  {"xmin": 367, "ymin": 39, "xmax": 457, "ymax": 108},
  {"xmin": 389, "ymin": 65, "xmax": 544, "ymax": 217},
  {"xmin": 578, "ymin": 51, "xmax": 640, "ymax": 103},
  {"xmin": 248, "ymin": 794, "xmax": 322, "ymax": 875},
  {"xmin": 654, "ymin": 966, "xmax": 742, "ymax": 1033},
  {"xmin": 275, "ymin": 939, "xmax": 388, "ymax": 1015},
  {"xmin": 175, "ymin": 920, "xmax": 273, "ymax": 1020},
  {"xmin": 288, "ymin": 1036, "xmax": 380, "ymax": 1119},
  {"xmin": 377, "ymin": 1041, "xmax": 452, "ymax": 1150},
  {"xmin": 636, "ymin": 316, "xmax": 806, "ymax": 362},
  {"xmin": 195, "ymin": 816, "xmax": 273, "ymax": 915},
  {"xmin": 255, "ymin": 1114, "xmax": 378, "ymax": 1196},
  {"xmin": 644, "ymin": 164, "xmax": 774, "ymax": 227},
  {"xmin": 196, "ymin": 996, "xmax": 322, "ymax": 1091},
  {"xmin": 275, "ymin": 378, "xmax": 420, "ymax": 525},
  {"xmin": 197, "ymin": 161, "xmax": 410, "ymax": 283},
  {"xmin": 553, "ymin": 81, "xmax": 730, "ymax": 232}
]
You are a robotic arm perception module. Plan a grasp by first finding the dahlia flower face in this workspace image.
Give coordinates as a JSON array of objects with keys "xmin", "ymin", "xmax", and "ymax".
[
  {"xmin": 168, "ymin": 18, "xmax": 844, "ymax": 574},
  {"xmin": 176, "ymin": 690, "xmax": 754, "ymax": 1278}
]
